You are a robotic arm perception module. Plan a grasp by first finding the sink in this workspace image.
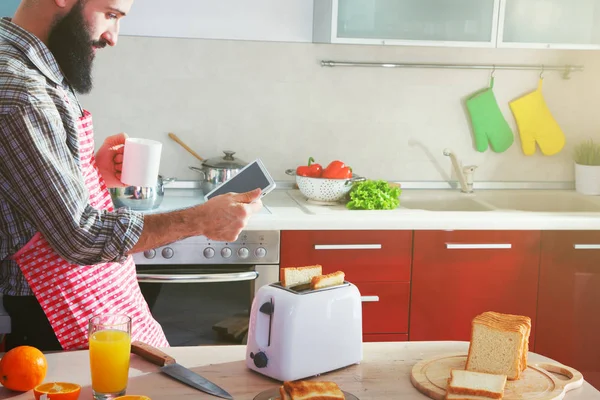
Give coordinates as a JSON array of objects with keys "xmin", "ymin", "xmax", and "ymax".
[
  {"xmin": 475, "ymin": 190, "xmax": 600, "ymax": 213},
  {"xmin": 400, "ymin": 191, "xmax": 494, "ymax": 212}
]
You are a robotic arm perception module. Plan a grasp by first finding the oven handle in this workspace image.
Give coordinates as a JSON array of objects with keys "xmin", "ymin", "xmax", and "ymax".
[{"xmin": 136, "ymin": 271, "xmax": 259, "ymax": 283}]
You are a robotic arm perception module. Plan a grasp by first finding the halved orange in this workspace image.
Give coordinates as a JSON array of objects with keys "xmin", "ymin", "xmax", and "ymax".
[
  {"xmin": 33, "ymin": 382, "xmax": 81, "ymax": 400},
  {"xmin": 114, "ymin": 396, "xmax": 151, "ymax": 400}
]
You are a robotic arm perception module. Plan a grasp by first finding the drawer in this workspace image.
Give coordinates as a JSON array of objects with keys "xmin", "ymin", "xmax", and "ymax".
[
  {"xmin": 363, "ymin": 333, "xmax": 408, "ymax": 343},
  {"xmin": 281, "ymin": 230, "xmax": 412, "ymax": 282},
  {"xmin": 358, "ymin": 282, "xmax": 410, "ymax": 334},
  {"xmin": 414, "ymin": 230, "xmax": 540, "ymax": 252}
]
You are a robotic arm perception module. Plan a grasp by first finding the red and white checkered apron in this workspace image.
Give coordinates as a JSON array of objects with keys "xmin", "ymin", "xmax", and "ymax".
[{"xmin": 12, "ymin": 109, "xmax": 169, "ymax": 350}]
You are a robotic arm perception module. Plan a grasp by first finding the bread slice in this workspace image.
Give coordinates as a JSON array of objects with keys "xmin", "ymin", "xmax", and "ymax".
[
  {"xmin": 282, "ymin": 380, "xmax": 345, "ymax": 400},
  {"xmin": 446, "ymin": 369, "xmax": 506, "ymax": 399},
  {"xmin": 279, "ymin": 385, "xmax": 292, "ymax": 400},
  {"xmin": 280, "ymin": 265, "xmax": 322, "ymax": 287},
  {"xmin": 446, "ymin": 394, "xmax": 498, "ymax": 400},
  {"xmin": 310, "ymin": 271, "xmax": 345, "ymax": 290},
  {"xmin": 466, "ymin": 311, "xmax": 531, "ymax": 380}
]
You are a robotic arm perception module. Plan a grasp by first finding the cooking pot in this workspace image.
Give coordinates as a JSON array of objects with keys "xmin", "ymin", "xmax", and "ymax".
[
  {"xmin": 189, "ymin": 150, "xmax": 247, "ymax": 194},
  {"xmin": 109, "ymin": 175, "xmax": 176, "ymax": 211}
]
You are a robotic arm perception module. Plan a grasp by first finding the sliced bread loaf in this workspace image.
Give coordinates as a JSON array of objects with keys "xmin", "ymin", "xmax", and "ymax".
[
  {"xmin": 446, "ymin": 369, "xmax": 506, "ymax": 399},
  {"xmin": 466, "ymin": 311, "xmax": 531, "ymax": 380}
]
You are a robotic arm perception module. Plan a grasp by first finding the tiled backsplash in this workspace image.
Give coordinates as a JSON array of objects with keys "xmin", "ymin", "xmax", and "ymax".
[{"xmin": 80, "ymin": 36, "xmax": 600, "ymax": 182}]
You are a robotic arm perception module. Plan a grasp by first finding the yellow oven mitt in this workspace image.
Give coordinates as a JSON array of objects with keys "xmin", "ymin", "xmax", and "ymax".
[{"xmin": 509, "ymin": 79, "xmax": 565, "ymax": 156}]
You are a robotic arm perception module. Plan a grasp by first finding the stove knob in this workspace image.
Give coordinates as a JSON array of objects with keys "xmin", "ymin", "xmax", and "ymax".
[
  {"xmin": 255, "ymin": 247, "xmax": 267, "ymax": 258},
  {"xmin": 238, "ymin": 247, "xmax": 249, "ymax": 259},
  {"xmin": 203, "ymin": 247, "xmax": 215, "ymax": 259},
  {"xmin": 221, "ymin": 247, "xmax": 232, "ymax": 258},
  {"xmin": 143, "ymin": 249, "xmax": 156, "ymax": 259},
  {"xmin": 253, "ymin": 351, "xmax": 268, "ymax": 368},
  {"xmin": 161, "ymin": 247, "xmax": 174, "ymax": 259}
]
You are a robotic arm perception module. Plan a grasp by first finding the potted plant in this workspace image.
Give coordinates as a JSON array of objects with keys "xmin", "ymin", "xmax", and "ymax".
[{"xmin": 573, "ymin": 138, "xmax": 600, "ymax": 195}]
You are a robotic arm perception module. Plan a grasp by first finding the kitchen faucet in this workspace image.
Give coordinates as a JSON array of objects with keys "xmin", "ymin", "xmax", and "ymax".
[{"xmin": 443, "ymin": 148, "xmax": 477, "ymax": 193}]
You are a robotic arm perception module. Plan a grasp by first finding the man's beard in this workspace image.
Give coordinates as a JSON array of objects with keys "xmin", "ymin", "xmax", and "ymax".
[{"xmin": 48, "ymin": 1, "xmax": 107, "ymax": 94}]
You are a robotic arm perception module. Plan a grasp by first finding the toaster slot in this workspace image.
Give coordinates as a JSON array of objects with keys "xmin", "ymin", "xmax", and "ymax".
[{"xmin": 271, "ymin": 281, "xmax": 350, "ymax": 294}]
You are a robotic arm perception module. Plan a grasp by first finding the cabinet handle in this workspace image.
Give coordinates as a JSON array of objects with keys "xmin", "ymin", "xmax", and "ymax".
[
  {"xmin": 445, "ymin": 243, "xmax": 512, "ymax": 250},
  {"xmin": 574, "ymin": 244, "xmax": 600, "ymax": 250},
  {"xmin": 361, "ymin": 296, "xmax": 380, "ymax": 303},
  {"xmin": 314, "ymin": 244, "xmax": 382, "ymax": 250}
]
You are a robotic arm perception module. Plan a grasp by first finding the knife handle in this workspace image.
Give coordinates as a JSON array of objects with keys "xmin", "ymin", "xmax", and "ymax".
[{"xmin": 131, "ymin": 341, "xmax": 176, "ymax": 366}]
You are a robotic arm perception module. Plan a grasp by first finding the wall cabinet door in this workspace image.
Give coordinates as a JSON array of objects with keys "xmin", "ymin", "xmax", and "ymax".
[
  {"xmin": 498, "ymin": 0, "xmax": 600, "ymax": 49},
  {"xmin": 536, "ymin": 231, "xmax": 600, "ymax": 390},
  {"xmin": 409, "ymin": 230, "xmax": 540, "ymax": 346},
  {"xmin": 314, "ymin": 0, "xmax": 500, "ymax": 47}
]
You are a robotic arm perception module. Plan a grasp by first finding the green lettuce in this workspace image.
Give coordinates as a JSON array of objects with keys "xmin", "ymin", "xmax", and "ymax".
[{"xmin": 346, "ymin": 180, "xmax": 401, "ymax": 210}]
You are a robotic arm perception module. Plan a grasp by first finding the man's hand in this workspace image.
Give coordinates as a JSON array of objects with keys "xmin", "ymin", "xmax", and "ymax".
[
  {"xmin": 96, "ymin": 133, "xmax": 127, "ymax": 188},
  {"xmin": 196, "ymin": 188, "xmax": 263, "ymax": 242}
]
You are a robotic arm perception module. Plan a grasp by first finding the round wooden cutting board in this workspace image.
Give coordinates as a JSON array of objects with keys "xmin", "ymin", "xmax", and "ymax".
[{"xmin": 410, "ymin": 353, "xmax": 584, "ymax": 400}]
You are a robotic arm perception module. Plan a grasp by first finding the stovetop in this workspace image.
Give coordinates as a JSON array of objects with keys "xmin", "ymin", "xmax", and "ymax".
[{"xmin": 132, "ymin": 188, "xmax": 278, "ymax": 265}]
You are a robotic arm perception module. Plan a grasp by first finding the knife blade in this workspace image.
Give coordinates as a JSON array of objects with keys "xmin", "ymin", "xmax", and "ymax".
[{"xmin": 131, "ymin": 341, "xmax": 234, "ymax": 400}]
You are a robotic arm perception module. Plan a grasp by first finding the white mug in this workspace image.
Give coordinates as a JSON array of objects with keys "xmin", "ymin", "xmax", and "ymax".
[{"xmin": 120, "ymin": 138, "xmax": 162, "ymax": 187}]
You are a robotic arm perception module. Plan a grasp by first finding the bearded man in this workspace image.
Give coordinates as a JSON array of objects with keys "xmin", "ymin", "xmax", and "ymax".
[{"xmin": 0, "ymin": 0, "xmax": 262, "ymax": 351}]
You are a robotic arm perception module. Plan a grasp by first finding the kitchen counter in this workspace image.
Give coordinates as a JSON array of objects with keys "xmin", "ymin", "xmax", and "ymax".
[
  {"xmin": 153, "ymin": 186, "xmax": 600, "ymax": 230},
  {"xmin": 0, "ymin": 341, "xmax": 598, "ymax": 399}
]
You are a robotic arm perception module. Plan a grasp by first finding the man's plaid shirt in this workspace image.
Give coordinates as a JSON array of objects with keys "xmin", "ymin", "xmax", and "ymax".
[{"xmin": 0, "ymin": 18, "xmax": 143, "ymax": 296}]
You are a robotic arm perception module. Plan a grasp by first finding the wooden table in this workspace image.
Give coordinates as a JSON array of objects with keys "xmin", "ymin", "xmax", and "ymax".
[{"xmin": 0, "ymin": 341, "xmax": 598, "ymax": 400}]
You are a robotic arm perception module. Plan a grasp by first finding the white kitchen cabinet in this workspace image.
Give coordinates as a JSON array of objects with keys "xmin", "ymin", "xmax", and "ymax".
[
  {"xmin": 119, "ymin": 0, "xmax": 313, "ymax": 42},
  {"xmin": 313, "ymin": 0, "xmax": 500, "ymax": 47},
  {"xmin": 498, "ymin": 0, "xmax": 600, "ymax": 49}
]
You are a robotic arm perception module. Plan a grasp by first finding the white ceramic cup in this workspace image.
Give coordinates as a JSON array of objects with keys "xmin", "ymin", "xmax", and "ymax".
[{"xmin": 120, "ymin": 138, "xmax": 162, "ymax": 187}]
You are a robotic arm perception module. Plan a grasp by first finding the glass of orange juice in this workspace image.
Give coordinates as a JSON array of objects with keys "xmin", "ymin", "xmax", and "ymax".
[{"xmin": 89, "ymin": 314, "xmax": 132, "ymax": 400}]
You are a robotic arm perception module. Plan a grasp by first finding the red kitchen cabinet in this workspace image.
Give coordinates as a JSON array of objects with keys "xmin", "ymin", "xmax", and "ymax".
[
  {"xmin": 409, "ymin": 230, "xmax": 540, "ymax": 347},
  {"xmin": 355, "ymin": 282, "xmax": 410, "ymax": 334},
  {"xmin": 363, "ymin": 334, "xmax": 408, "ymax": 342},
  {"xmin": 536, "ymin": 231, "xmax": 600, "ymax": 390},
  {"xmin": 281, "ymin": 230, "xmax": 413, "ymax": 342}
]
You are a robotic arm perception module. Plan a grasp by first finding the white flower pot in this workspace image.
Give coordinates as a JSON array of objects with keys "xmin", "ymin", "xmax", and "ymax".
[{"xmin": 575, "ymin": 163, "xmax": 600, "ymax": 195}]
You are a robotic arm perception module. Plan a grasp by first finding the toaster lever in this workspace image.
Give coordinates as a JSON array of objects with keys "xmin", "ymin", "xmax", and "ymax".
[{"xmin": 259, "ymin": 301, "xmax": 274, "ymax": 315}]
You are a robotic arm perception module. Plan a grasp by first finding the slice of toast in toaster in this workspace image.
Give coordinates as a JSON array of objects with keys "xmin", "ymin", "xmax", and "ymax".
[
  {"xmin": 310, "ymin": 271, "xmax": 345, "ymax": 290},
  {"xmin": 282, "ymin": 380, "xmax": 345, "ymax": 400},
  {"xmin": 281, "ymin": 265, "xmax": 322, "ymax": 287}
]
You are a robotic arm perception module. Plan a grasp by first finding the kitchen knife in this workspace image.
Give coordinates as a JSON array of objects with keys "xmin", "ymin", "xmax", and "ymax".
[{"xmin": 131, "ymin": 341, "xmax": 234, "ymax": 400}]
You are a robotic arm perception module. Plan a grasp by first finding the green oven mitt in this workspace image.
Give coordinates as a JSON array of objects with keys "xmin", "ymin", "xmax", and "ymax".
[{"xmin": 465, "ymin": 77, "xmax": 514, "ymax": 153}]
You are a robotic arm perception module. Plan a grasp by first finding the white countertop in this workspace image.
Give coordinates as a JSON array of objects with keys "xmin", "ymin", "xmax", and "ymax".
[
  {"xmin": 1, "ymin": 341, "xmax": 597, "ymax": 400},
  {"xmin": 152, "ymin": 187, "xmax": 600, "ymax": 230}
]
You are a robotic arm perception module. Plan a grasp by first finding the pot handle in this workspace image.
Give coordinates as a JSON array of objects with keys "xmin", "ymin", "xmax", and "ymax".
[
  {"xmin": 188, "ymin": 166, "xmax": 206, "ymax": 180},
  {"xmin": 345, "ymin": 175, "xmax": 366, "ymax": 187},
  {"xmin": 285, "ymin": 169, "xmax": 297, "ymax": 176}
]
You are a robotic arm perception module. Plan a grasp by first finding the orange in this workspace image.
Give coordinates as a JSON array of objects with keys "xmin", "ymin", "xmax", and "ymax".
[
  {"xmin": 114, "ymin": 396, "xmax": 151, "ymax": 400},
  {"xmin": 33, "ymin": 382, "xmax": 81, "ymax": 400},
  {"xmin": 0, "ymin": 345, "xmax": 47, "ymax": 392}
]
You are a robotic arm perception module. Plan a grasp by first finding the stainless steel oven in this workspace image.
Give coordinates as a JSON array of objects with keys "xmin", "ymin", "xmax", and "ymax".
[{"xmin": 132, "ymin": 230, "xmax": 280, "ymax": 346}]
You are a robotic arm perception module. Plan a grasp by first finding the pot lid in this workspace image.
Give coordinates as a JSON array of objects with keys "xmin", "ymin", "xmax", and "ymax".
[{"xmin": 202, "ymin": 150, "xmax": 247, "ymax": 169}]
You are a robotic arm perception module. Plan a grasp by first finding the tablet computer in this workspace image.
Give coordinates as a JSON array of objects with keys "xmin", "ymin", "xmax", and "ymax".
[{"xmin": 204, "ymin": 158, "xmax": 276, "ymax": 201}]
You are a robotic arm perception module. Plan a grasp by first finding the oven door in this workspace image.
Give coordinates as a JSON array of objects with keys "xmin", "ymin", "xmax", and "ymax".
[{"xmin": 136, "ymin": 264, "xmax": 279, "ymax": 346}]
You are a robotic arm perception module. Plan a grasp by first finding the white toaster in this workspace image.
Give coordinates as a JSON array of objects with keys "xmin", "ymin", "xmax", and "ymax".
[{"xmin": 246, "ymin": 281, "xmax": 363, "ymax": 382}]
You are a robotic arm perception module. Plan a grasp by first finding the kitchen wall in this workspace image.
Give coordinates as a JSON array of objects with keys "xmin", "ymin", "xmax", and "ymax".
[{"xmin": 79, "ymin": 16, "xmax": 600, "ymax": 183}]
